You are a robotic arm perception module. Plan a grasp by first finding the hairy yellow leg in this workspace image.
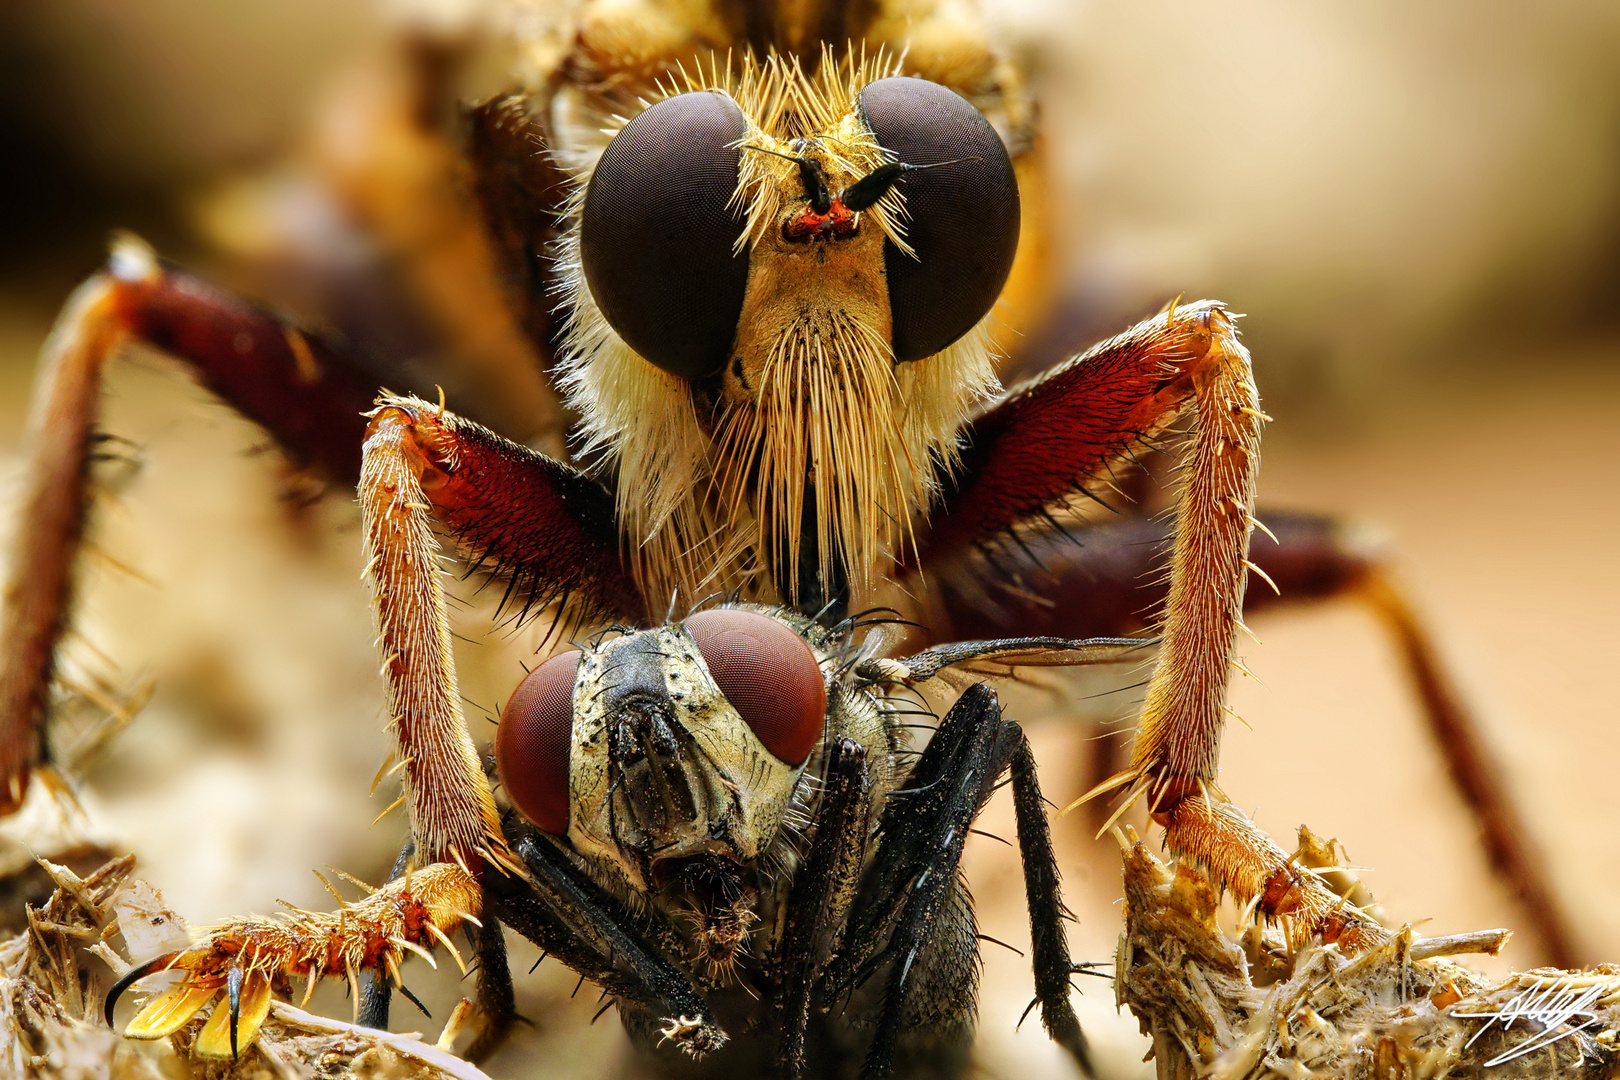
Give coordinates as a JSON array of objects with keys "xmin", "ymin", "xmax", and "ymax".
[
  {"xmin": 360, "ymin": 406, "xmax": 512, "ymax": 871},
  {"xmin": 1067, "ymin": 307, "xmax": 1365, "ymax": 930},
  {"xmin": 1128, "ymin": 306, "xmax": 1264, "ymax": 811}
]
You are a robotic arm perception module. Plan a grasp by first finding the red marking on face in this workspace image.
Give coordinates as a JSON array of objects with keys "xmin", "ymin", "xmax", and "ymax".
[{"xmin": 784, "ymin": 199, "xmax": 858, "ymax": 241}]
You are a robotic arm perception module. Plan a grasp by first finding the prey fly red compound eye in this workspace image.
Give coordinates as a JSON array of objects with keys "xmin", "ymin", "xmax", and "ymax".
[
  {"xmin": 683, "ymin": 608, "xmax": 826, "ymax": 766},
  {"xmin": 496, "ymin": 649, "xmax": 582, "ymax": 835}
]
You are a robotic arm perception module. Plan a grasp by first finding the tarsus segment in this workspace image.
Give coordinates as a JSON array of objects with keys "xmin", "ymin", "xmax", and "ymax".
[
  {"xmin": 1154, "ymin": 795, "xmax": 1385, "ymax": 951},
  {"xmin": 105, "ymin": 863, "xmax": 483, "ymax": 1057}
]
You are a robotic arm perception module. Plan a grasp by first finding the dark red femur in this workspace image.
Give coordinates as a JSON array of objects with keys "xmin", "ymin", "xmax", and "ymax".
[
  {"xmin": 496, "ymin": 650, "xmax": 581, "ymax": 834},
  {"xmin": 684, "ymin": 609, "xmax": 826, "ymax": 766}
]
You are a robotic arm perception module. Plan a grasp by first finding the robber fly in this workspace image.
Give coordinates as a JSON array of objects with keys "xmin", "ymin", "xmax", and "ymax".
[{"xmin": 9, "ymin": 1, "xmax": 1574, "ymax": 1077}]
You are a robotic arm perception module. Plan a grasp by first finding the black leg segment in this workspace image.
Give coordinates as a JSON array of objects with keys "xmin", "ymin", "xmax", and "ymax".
[
  {"xmin": 773, "ymin": 736, "xmax": 870, "ymax": 1078},
  {"xmin": 358, "ymin": 840, "xmax": 417, "ymax": 1030},
  {"xmin": 821, "ymin": 683, "xmax": 1086, "ymax": 1078}
]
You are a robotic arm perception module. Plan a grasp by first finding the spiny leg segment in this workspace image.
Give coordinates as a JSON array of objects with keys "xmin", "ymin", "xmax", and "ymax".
[
  {"xmin": 1070, "ymin": 306, "xmax": 1376, "ymax": 941},
  {"xmin": 915, "ymin": 301, "xmax": 1387, "ymax": 947},
  {"xmin": 104, "ymin": 864, "xmax": 484, "ymax": 1057},
  {"xmin": 1124, "ymin": 307, "xmax": 1262, "ymax": 816}
]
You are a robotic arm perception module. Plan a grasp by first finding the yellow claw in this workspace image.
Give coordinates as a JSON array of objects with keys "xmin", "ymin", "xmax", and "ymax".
[
  {"xmin": 126, "ymin": 981, "xmax": 218, "ymax": 1039},
  {"xmin": 194, "ymin": 971, "xmax": 273, "ymax": 1059},
  {"xmin": 106, "ymin": 862, "xmax": 486, "ymax": 1057}
]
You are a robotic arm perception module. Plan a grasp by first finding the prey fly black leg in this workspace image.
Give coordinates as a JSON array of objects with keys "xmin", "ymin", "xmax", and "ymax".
[
  {"xmin": 860, "ymin": 682, "xmax": 1005, "ymax": 1078},
  {"xmin": 358, "ymin": 840, "xmax": 417, "ymax": 1030},
  {"xmin": 483, "ymin": 854, "xmax": 621, "ymax": 987},
  {"xmin": 463, "ymin": 911, "xmax": 518, "ymax": 1060},
  {"xmin": 815, "ymin": 683, "xmax": 996, "ymax": 1077},
  {"xmin": 773, "ymin": 736, "xmax": 871, "ymax": 1078},
  {"xmin": 507, "ymin": 833, "xmax": 727, "ymax": 1055},
  {"xmin": 1009, "ymin": 734, "xmax": 1091, "ymax": 1075},
  {"xmin": 824, "ymin": 683, "xmax": 1086, "ymax": 1078}
]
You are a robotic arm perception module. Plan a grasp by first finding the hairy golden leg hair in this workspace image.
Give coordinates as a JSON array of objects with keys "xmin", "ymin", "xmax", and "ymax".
[
  {"xmin": 359, "ymin": 393, "xmax": 641, "ymax": 868},
  {"xmin": 1036, "ymin": 305, "xmax": 1348, "ymax": 939},
  {"xmin": 360, "ymin": 407, "xmax": 512, "ymax": 873},
  {"xmin": 1124, "ymin": 309, "xmax": 1264, "ymax": 815},
  {"xmin": 358, "ymin": 391, "xmax": 639, "ymax": 871},
  {"xmin": 105, "ymin": 864, "xmax": 483, "ymax": 1057},
  {"xmin": 1018, "ymin": 308, "xmax": 1564, "ymax": 961}
]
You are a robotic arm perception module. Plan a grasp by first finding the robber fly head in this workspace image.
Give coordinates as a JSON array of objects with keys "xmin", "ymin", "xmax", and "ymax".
[
  {"xmin": 559, "ymin": 53, "xmax": 1020, "ymax": 608},
  {"xmin": 494, "ymin": 606, "xmax": 832, "ymax": 890}
]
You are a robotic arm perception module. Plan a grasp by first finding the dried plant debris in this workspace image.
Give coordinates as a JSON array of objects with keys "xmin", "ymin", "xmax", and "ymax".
[
  {"xmin": 0, "ymin": 782, "xmax": 119, "ymax": 936},
  {"xmin": 1116, "ymin": 828, "xmax": 1620, "ymax": 1079},
  {"xmin": 0, "ymin": 855, "xmax": 494, "ymax": 1080},
  {"xmin": 0, "ymin": 856, "xmax": 162, "ymax": 1080}
]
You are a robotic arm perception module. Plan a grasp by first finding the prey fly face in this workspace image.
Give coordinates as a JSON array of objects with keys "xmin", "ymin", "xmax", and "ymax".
[
  {"xmin": 500, "ymin": 609, "xmax": 835, "ymax": 886},
  {"xmin": 487, "ymin": 604, "xmax": 1136, "ymax": 1076}
]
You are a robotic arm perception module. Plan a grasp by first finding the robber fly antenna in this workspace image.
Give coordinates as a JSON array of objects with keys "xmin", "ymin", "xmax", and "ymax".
[
  {"xmin": 841, "ymin": 157, "xmax": 982, "ymax": 212},
  {"xmin": 741, "ymin": 145, "xmax": 832, "ymax": 213}
]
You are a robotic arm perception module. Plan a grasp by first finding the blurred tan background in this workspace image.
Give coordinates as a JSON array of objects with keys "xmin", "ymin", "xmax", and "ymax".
[{"xmin": 1, "ymin": 1, "xmax": 1618, "ymax": 1077}]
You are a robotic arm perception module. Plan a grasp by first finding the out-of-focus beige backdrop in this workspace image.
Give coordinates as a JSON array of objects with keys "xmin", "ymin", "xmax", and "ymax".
[{"xmin": 0, "ymin": 2, "xmax": 1617, "ymax": 1077}]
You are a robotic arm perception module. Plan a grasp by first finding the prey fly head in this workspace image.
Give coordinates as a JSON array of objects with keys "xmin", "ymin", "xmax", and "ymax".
[{"xmin": 495, "ymin": 606, "xmax": 829, "ymax": 891}]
